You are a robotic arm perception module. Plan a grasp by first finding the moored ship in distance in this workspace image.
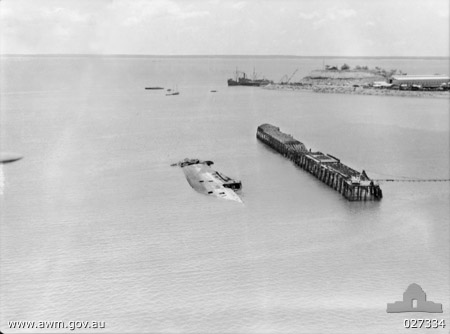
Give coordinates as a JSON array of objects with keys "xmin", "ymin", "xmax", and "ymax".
[
  {"xmin": 172, "ymin": 158, "xmax": 243, "ymax": 203},
  {"xmin": 227, "ymin": 68, "xmax": 273, "ymax": 87}
]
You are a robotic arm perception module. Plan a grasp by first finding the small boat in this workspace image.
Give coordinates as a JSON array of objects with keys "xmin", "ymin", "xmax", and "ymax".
[
  {"xmin": 0, "ymin": 152, "xmax": 23, "ymax": 164},
  {"xmin": 166, "ymin": 86, "xmax": 180, "ymax": 96},
  {"xmin": 166, "ymin": 91, "xmax": 179, "ymax": 96},
  {"xmin": 145, "ymin": 87, "xmax": 164, "ymax": 90}
]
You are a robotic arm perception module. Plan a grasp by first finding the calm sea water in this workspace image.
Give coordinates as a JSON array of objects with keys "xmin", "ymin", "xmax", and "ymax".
[{"xmin": 0, "ymin": 56, "xmax": 449, "ymax": 333}]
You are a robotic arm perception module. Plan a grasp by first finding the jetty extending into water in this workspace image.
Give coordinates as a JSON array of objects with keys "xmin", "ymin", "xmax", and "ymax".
[{"xmin": 257, "ymin": 124, "xmax": 382, "ymax": 201}]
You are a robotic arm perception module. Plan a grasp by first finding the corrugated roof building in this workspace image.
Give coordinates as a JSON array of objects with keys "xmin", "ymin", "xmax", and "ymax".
[{"xmin": 389, "ymin": 75, "xmax": 450, "ymax": 88}]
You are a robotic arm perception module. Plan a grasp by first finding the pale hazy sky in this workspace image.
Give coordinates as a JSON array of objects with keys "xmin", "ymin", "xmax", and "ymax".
[{"xmin": 0, "ymin": 0, "xmax": 448, "ymax": 56}]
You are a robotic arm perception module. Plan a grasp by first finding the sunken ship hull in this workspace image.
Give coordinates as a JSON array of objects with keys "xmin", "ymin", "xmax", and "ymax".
[{"xmin": 175, "ymin": 159, "xmax": 242, "ymax": 203}]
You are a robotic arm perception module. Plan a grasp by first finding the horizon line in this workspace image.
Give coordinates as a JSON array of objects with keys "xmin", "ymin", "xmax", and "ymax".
[{"xmin": 1, "ymin": 53, "xmax": 449, "ymax": 59}]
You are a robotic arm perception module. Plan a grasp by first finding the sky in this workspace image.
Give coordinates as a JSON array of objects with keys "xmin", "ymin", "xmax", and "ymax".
[{"xmin": 0, "ymin": 0, "xmax": 448, "ymax": 56}]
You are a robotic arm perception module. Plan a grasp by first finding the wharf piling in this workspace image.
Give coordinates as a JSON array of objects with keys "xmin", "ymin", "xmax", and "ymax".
[{"xmin": 257, "ymin": 124, "xmax": 382, "ymax": 201}]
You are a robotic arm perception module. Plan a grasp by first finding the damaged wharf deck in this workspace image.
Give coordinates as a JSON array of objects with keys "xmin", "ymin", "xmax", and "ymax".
[{"xmin": 257, "ymin": 123, "xmax": 383, "ymax": 201}]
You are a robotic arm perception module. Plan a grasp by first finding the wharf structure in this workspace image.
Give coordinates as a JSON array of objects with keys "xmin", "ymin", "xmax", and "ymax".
[{"xmin": 257, "ymin": 124, "xmax": 382, "ymax": 201}]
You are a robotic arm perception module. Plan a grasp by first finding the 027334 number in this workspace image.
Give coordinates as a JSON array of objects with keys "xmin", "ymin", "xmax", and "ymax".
[{"xmin": 403, "ymin": 319, "xmax": 446, "ymax": 329}]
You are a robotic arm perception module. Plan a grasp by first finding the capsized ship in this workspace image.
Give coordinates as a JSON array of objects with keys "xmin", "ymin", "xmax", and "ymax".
[
  {"xmin": 227, "ymin": 69, "xmax": 273, "ymax": 87},
  {"xmin": 173, "ymin": 158, "xmax": 242, "ymax": 203}
]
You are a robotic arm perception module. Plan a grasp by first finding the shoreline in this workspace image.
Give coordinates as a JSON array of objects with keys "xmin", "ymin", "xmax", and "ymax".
[
  {"xmin": 263, "ymin": 68, "xmax": 449, "ymax": 98},
  {"xmin": 263, "ymin": 83, "xmax": 450, "ymax": 98}
]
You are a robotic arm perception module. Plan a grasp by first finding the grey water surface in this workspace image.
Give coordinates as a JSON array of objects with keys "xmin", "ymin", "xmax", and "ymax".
[{"xmin": 0, "ymin": 56, "xmax": 449, "ymax": 333}]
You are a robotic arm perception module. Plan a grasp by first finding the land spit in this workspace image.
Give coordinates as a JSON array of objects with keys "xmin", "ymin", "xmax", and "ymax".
[
  {"xmin": 264, "ymin": 83, "xmax": 449, "ymax": 98},
  {"xmin": 264, "ymin": 69, "xmax": 449, "ymax": 98}
]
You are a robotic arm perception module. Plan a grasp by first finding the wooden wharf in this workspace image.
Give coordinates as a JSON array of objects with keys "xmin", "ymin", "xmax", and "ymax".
[{"xmin": 257, "ymin": 124, "xmax": 383, "ymax": 201}]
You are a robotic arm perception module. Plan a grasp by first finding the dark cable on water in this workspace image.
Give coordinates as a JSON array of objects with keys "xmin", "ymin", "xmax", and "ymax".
[
  {"xmin": 374, "ymin": 178, "xmax": 450, "ymax": 182},
  {"xmin": 365, "ymin": 169, "xmax": 450, "ymax": 183}
]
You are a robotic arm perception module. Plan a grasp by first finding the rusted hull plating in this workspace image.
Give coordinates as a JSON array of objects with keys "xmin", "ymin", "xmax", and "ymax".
[{"xmin": 257, "ymin": 124, "xmax": 382, "ymax": 201}]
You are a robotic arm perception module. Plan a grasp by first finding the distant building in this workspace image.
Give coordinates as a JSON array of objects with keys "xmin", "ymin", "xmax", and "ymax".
[
  {"xmin": 389, "ymin": 75, "xmax": 450, "ymax": 88},
  {"xmin": 325, "ymin": 65, "xmax": 339, "ymax": 71}
]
